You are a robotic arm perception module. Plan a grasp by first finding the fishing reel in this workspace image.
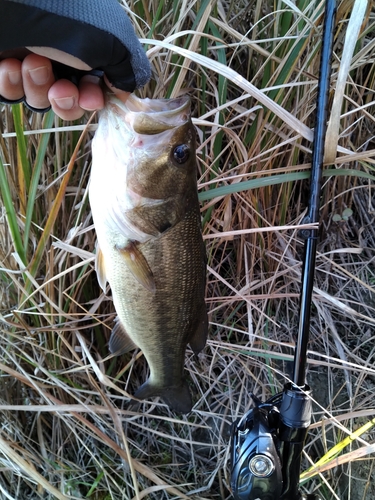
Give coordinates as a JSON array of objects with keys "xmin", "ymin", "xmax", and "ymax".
[
  {"xmin": 230, "ymin": 385, "xmax": 319, "ymax": 500},
  {"xmin": 230, "ymin": 394, "xmax": 283, "ymax": 500}
]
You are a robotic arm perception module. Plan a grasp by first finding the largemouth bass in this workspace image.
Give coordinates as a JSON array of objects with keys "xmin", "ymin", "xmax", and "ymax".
[{"xmin": 89, "ymin": 94, "xmax": 207, "ymax": 413}]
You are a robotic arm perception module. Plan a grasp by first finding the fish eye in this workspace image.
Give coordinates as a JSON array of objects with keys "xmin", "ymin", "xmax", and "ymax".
[{"xmin": 173, "ymin": 144, "xmax": 190, "ymax": 164}]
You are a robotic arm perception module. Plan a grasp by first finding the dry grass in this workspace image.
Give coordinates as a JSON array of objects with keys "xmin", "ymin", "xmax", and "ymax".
[{"xmin": 1, "ymin": 1, "xmax": 375, "ymax": 499}]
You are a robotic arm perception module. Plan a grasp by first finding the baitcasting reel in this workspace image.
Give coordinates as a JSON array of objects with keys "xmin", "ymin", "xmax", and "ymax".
[
  {"xmin": 230, "ymin": 394, "xmax": 282, "ymax": 500},
  {"xmin": 230, "ymin": 386, "xmax": 316, "ymax": 500}
]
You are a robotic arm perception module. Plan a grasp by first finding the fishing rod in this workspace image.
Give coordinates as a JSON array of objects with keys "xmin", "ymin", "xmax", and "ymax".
[{"xmin": 230, "ymin": 0, "xmax": 336, "ymax": 498}]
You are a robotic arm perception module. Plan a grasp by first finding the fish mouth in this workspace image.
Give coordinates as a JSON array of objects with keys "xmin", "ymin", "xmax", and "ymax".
[
  {"xmin": 126, "ymin": 94, "xmax": 190, "ymax": 115},
  {"xmin": 104, "ymin": 93, "xmax": 191, "ymax": 135}
]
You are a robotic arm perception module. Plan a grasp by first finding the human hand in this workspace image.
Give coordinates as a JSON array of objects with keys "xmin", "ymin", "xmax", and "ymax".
[
  {"xmin": 0, "ymin": 0, "xmax": 151, "ymax": 120},
  {"xmin": 0, "ymin": 49, "xmax": 117, "ymax": 120}
]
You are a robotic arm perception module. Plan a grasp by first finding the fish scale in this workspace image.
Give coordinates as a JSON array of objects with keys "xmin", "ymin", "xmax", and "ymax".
[
  {"xmin": 110, "ymin": 207, "xmax": 206, "ymax": 407},
  {"xmin": 89, "ymin": 93, "xmax": 207, "ymax": 413}
]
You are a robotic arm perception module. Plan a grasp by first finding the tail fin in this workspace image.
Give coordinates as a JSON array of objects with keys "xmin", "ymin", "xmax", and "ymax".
[{"xmin": 134, "ymin": 379, "xmax": 192, "ymax": 414}]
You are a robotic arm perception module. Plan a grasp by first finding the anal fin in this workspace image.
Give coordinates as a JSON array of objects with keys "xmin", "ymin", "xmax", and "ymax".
[
  {"xmin": 116, "ymin": 241, "xmax": 156, "ymax": 293},
  {"xmin": 109, "ymin": 318, "xmax": 138, "ymax": 356}
]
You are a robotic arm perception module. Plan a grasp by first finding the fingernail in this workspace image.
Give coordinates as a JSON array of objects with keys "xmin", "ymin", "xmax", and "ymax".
[
  {"xmin": 8, "ymin": 70, "xmax": 21, "ymax": 85},
  {"xmin": 80, "ymin": 74, "xmax": 101, "ymax": 85},
  {"xmin": 53, "ymin": 96, "xmax": 75, "ymax": 110},
  {"xmin": 28, "ymin": 66, "xmax": 50, "ymax": 85}
]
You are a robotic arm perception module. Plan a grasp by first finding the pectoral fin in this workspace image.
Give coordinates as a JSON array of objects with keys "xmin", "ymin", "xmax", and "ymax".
[
  {"xmin": 116, "ymin": 241, "xmax": 156, "ymax": 293},
  {"xmin": 95, "ymin": 245, "xmax": 107, "ymax": 293},
  {"xmin": 109, "ymin": 319, "xmax": 138, "ymax": 356}
]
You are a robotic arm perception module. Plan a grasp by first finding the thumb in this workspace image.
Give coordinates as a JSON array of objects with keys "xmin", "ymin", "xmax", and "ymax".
[{"xmin": 103, "ymin": 74, "xmax": 131, "ymax": 103}]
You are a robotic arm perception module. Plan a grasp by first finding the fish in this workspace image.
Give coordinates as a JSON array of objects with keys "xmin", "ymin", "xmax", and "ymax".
[{"xmin": 89, "ymin": 93, "xmax": 208, "ymax": 413}]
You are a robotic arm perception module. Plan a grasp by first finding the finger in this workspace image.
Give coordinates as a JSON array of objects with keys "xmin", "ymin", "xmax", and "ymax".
[
  {"xmin": 103, "ymin": 74, "xmax": 130, "ymax": 103},
  {"xmin": 22, "ymin": 53, "xmax": 55, "ymax": 110},
  {"xmin": 78, "ymin": 75, "xmax": 104, "ymax": 111},
  {"xmin": 0, "ymin": 58, "xmax": 23, "ymax": 101},
  {"xmin": 48, "ymin": 79, "xmax": 85, "ymax": 120},
  {"xmin": 27, "ymin": 46, "xmax": 92, "ymax": 71}
]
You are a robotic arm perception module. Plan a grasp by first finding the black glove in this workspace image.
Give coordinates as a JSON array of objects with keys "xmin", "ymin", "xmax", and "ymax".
[{"xmin": 0, "ymin": 0, "xmax": 151, "ymax": 92}]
